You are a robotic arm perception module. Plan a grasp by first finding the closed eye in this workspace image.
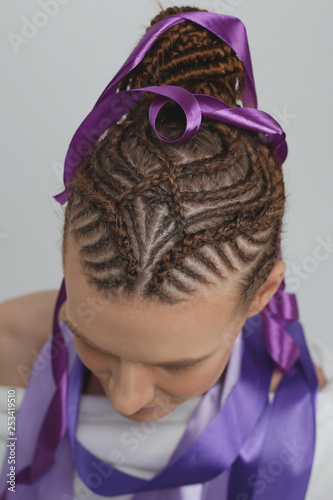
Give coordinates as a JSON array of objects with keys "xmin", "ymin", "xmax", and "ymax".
[
  {"xmin": 71, "ymin": 329, "xmax": 196, "ymax": 372},
  {"xmin": 163, "ymin": 363, "xmax": 197, "ymax": 372},
  {"xmin": 65, "ymin": 316, "xmax": 208, "ymax": 373},
  {"xmin": 74, "ymin": 331, "xmax": 195, "ymax": 372}
]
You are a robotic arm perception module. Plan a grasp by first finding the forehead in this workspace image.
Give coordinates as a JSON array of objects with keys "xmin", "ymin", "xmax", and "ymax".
[{"xmin": 63, "ymin": 240, "xmax": 241, "ymax": 357}]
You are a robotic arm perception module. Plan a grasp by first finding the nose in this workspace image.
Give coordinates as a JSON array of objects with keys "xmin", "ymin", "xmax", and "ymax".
[{"xmin": 107, "ymin": 359, "xmax": 156, "ymax": 416}]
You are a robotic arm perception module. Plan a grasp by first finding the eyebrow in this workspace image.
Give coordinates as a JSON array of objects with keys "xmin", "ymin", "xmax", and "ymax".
[{"xmin": 63, "ymin": 315, "xmax": 213, "ymax": 369}]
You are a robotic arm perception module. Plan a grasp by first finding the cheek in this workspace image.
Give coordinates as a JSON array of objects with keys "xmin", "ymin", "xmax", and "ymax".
[{"xmin": 161, "ymin": 358, "xmax": 228, "ymax": 400}]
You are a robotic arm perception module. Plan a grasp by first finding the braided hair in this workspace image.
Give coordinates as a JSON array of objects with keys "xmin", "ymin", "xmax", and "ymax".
[{"xmin": 62, "ymin": 5, "xmax": 286, "ymax": 313}]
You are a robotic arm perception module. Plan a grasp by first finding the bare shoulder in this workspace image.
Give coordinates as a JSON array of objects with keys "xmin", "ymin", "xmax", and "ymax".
[{"xmin": 0, "ymin": 290, "xmax": 63, "ymax": 387}]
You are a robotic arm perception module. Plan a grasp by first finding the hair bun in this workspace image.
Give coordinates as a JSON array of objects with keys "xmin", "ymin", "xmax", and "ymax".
[{"xmin": 118, "ymin": 5, "xmax": 246, "ymax": 108}]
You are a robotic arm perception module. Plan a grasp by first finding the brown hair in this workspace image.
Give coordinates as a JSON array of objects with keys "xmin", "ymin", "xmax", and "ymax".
[{"xmin": 62, "ymin": 5, "xmax": 286, "ymax": 313}]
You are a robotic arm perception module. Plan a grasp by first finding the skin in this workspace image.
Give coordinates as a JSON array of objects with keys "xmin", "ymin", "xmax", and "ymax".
[{"xmin": 62, "ymin": 238, "xmax": 326, "ymax": 423}]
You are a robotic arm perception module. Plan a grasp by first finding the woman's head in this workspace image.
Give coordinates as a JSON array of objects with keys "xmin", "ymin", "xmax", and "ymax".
[
  {"xmin": 63, "ymin": 234, "xmax": 285, "ymax": 421},
  {"xmin": 61, "ymin": 5, "xmax": 287, "ymax": 420}
]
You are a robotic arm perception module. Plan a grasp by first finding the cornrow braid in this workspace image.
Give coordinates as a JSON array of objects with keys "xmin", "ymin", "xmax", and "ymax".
[
  {"xmin": 62, "ymin": 5, "xmax": 286, "ymax": 312},
  {"xmin": 118, "ymin": 6, "xmax": 245, "ymax": 108}
]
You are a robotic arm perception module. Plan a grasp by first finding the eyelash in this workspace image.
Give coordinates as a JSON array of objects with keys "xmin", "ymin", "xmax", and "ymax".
[
  {"xmin": 164, "ymin": 364, "xmax": 193, "ymax": 372},
  {"xmin": 74, "ymin": 333, "xmax": 194, "ymax": 373}
]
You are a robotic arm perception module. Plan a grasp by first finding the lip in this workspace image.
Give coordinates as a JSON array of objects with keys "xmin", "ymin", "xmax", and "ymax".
[{"xmin": 135, "ymin": 405, "xmax": 159, "ymax": 414}]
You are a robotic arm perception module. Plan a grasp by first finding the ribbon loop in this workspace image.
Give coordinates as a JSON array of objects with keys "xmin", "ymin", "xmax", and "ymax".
[
  {"xmin": 148, "ymin": 90, "xmax": 288, "ymax": 161},
  {"xmin": 148, "ymin": 86, "xmax": 202, "ymax": 142},
  {"xmin": 53, "ymin": 83, "xmax": 288, "ymax": 205}
]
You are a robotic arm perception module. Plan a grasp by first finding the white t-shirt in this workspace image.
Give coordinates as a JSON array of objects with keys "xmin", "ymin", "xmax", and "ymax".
[{"xmin": 0, "ymin": 336, "xmax": 332, "ymax": 499}]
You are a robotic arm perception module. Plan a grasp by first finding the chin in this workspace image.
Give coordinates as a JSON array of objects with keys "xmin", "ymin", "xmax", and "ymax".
[
  {"xmin": 125, "ymin": 411, "xmax": 168, "ymax": 423},
  {"xmin": 116, "ymin": 405, "xmax": 171, "ymax": 422}
]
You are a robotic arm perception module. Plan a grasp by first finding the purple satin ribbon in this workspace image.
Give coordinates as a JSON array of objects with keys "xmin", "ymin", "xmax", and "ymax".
[
  {"xmin": 53, "ymin": 84, "xmax": 287, "ymax": 205},
  {"xmin": 0, "ymin": 279, "xmax": 73, "ymax": 500},
  {"xmin": 228, "ymin": 319, "xmax": 318, "ymax": 500},
  {"xmin": 261, "ymin": 280, "xmax": 301, "ymax": 375},
  {"xmin": 53, "ymin": 11, "xmax": 288, "ymax": 206}
]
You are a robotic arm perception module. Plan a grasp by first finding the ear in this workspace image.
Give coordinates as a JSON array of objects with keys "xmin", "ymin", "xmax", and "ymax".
[{"xmin": 245, "ymin": 260, "xmax": 286, "ymax": 318}]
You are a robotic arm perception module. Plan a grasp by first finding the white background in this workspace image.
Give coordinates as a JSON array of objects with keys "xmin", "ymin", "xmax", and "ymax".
[{"xmin": 0, "ymin": 0, "xmax": 332, "ymax": 347}]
